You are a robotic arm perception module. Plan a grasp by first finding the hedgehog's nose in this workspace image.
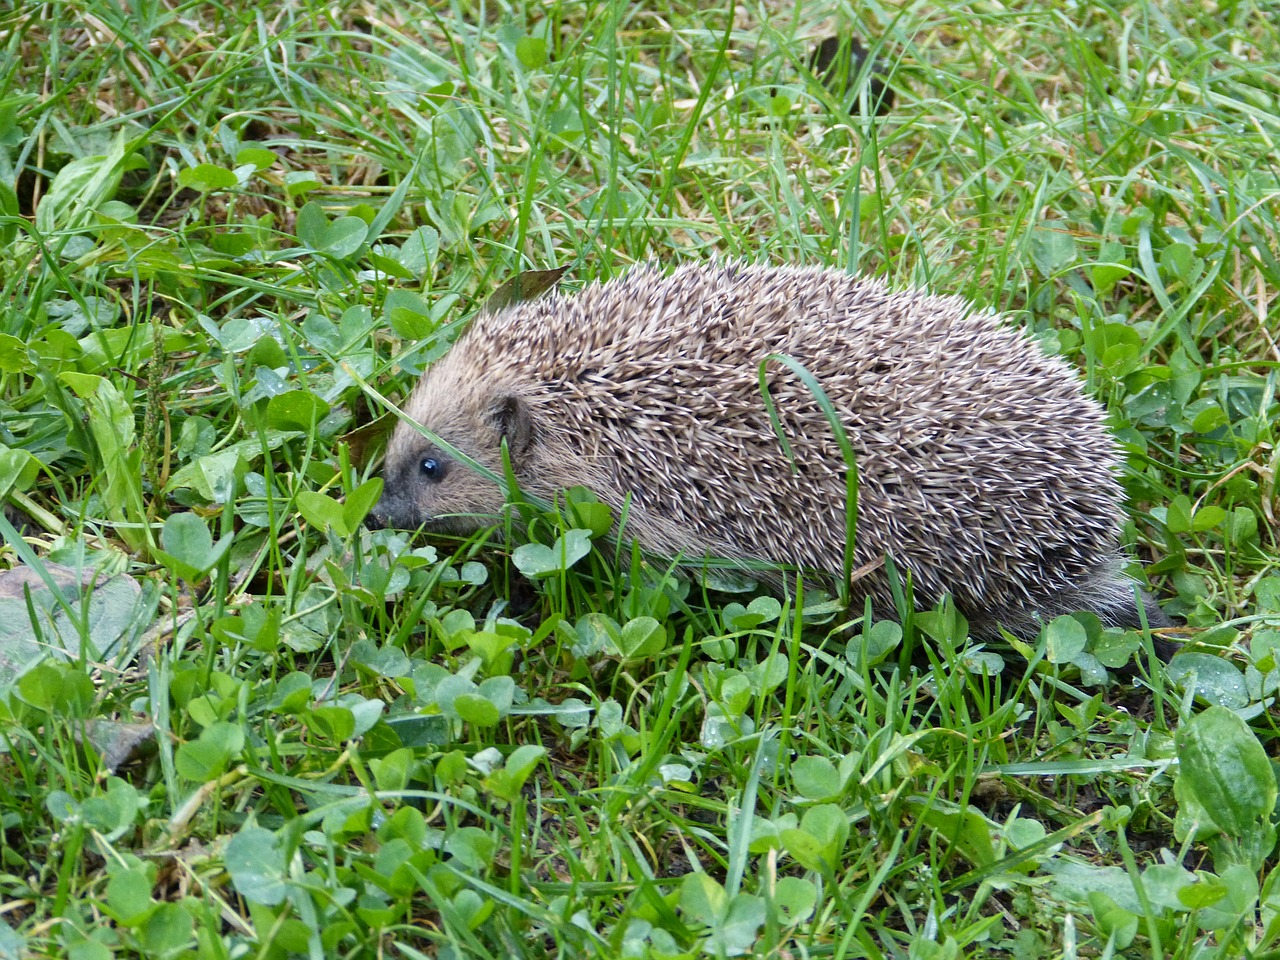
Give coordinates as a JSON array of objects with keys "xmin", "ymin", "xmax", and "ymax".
[
  {"xmin": 366, "ymin": 491, "xmax": 420, "ymax": 531},
  {"xmin": 364, "ymin": 501, "xmax": 388, "ymax": 530}
]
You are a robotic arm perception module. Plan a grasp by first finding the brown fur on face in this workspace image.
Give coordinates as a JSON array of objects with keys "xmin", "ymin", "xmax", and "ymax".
[
  {"xmin": 371, "ymin": 262, "xmax": 1167, "ymax": 640},
  {"xmin": 371, "ymin": 370, "xmax": 532, "ymax": 532}
]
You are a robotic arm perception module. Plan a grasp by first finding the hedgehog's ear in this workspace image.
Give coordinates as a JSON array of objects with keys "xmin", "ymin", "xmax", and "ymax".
[{"xmin": 488, "ymin": 393, "xmax": 534, "ymax": 459}]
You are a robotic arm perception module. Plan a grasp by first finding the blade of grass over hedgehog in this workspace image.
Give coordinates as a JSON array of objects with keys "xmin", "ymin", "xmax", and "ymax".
[
  {"xmin": 758, "ymin": 353, "xmax": 860, "ymax": 607},
  {"xmin": 338, "ymin": 358, "xmax": 552, "ymax": 519},
  {"xmin": 497, "ymin": 434, "xmax": 535, "ymax": 532}
]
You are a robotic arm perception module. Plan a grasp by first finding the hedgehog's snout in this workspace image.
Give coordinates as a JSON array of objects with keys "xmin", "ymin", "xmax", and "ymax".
[
  {"xmin": 366, "ymin": 464, "xmax": 434, "ymax": 532},
  {"xmin": 369, "ymin": 441, "xmax": 501, "ymax": 534},
  {"xmin": 365, "ymin": 487, "xmax": 415, "ymax": 531}
]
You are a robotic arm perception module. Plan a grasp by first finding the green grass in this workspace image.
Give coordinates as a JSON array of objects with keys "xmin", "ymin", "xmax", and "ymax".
[{"xmin": 1, "ymin": 0, "xmax": 1279, "ymax": 956}]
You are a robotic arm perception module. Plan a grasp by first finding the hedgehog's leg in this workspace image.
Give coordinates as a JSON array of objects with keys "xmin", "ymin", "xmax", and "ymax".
[
  {"xmin": 1095, "ymin": 584, "xmax": 1180, "ymax": 662},
  {"xmin": 1137, "ymin": 592, "xmax": 1181, "ymax": 662}
]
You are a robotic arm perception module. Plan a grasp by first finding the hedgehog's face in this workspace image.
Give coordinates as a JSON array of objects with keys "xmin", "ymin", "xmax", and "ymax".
[{"xmin": 368, "ymin": 388, "xmax": 534, "ymax": 534}]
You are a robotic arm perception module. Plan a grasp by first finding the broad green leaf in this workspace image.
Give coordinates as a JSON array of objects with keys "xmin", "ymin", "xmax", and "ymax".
[
  {"xmin": 235, "ymin": 147, "xmax": 277, "ymax": 170},
  {"xmin": 174, "ymin": 721, "xmax": 243, "ymax": 781},
  {"xmin": 225, "ymin": 826, "xmax": 288, "ymax": 906},
  {"xmin": 136, "ymin": 903, "xmax": 194, "ymax": 956},
  {"xmin": 772, "ymin": 876, "xmax": 817, "ymax": 924},
  {"xmin": 398, "ymin": 225, "xmax": 440, "ymax": 274},
  {"xmin": 1167, "ymin": 653, "xmax": 1248, "ymax": 709},
  {"xmin": 912, "ymin": 800, "xmax": 997, "ymax": 867},
  {"xmin": 106, "ymin": 868, "xmax": 154, "ymax": 924},
  {"xmin": 444, "ymin": 827, "xmax": 495, "ymax": 871},
  {"xmin": 1191, "ymin": 504, "xmax": 1227, "ymax": 531},
  {"xmin": 725, "ymin": 595, "xmax": 782, "ymax": 630},
  {"xmin": 515, "ymin": 36, "xmax": 547, "ymax": 68},
  {"xmin": 308, "ymin": 705, "xmax": 356, "ymax": 743},
  {"xmin": 714, "ymin": 894, "xmax": 767, "ymax": 956},
  {"xmin": 464, "ymin": 629, "xmax": 516, "ymax": 673},
  {"xmin": 0, "ymin": 335, "xmax": 32, "ymax": 373},
  {"xmin": 388, "ymin": 307, "xmax": 434, "ymax": 341},
  {"xmin": 477, "ymin": 676, "xmax": 515, "ymax": 714},
  {"xmin": 781, "ymin": 804, "xmax": 849, "ymax": 874},
  {"xmin": 177, "ymin": 163, "xmax": 238, "ymax": 192},
  {"xmin": 748, "ymin": 653, "xmax": 789, "ymax": 695},
  {"xmin": 1191, "ymin": 405, "xmax": 1229, "ymax": 435},
  {"xmin": 1030, "ymin": 223, "xmax": 1078, "ymax": 276},
  {"xmin": 57, "ymin": 372, "xmax": 148, "ymax": 551},
  {"xmin": 295, "ymin": 201, "xmax": 328, "ymax": 247},
  {"xmin": 1197, "ymin": 863, "xmax": 1260, "ymax": 931},
  {"xmin": 616, "ymin": 616, "xmax": 667, "ymax": 660},
  {"xmin": 285, "ymin": 170, "xmax": 320, "ymax": 196},
  {"xmin": 36, "ymin": 132, "xmax": 131, "ymax": 234},
  {"xmin": 1165, "ymin": 495, "xmax": 1193, "ymax": 534},
  {"xmin": 1176, "ymin": 705, "xmax": 1276, "ymax": 837},
  {"xmin": 680, "ymin": 872, "xmax": 728, "ymax": 924},
  {"xmin": 1175, "ymin": 875, "xmax": 1228, "ymax": 909},
  {"xmin": 511, "ymin": 528, "xmax": 592, "ymax": 578},
  {"xmin": 1085, "ymin": 323, "xmax": 1142, "ymax": 373},
  {"xmin": 453, "ymin": 889, "xmax": 495, "ymax": 931},
  {"xmin": 0, "ymin": 446, "xmax": 39, "ymax": 499},
  {"xmin": 1160, "ymin": 241, "xmax": 1195, "ymax": 278},
  {"xmin": 1090, "ymin": 261, "xmax": 1131, "ymax": 297},
  {"xmin": 158, "ymin": 513, "xmax": 210, "ymax": 575},
  {"xmin": 1142, "ymin": 862, "xmax": 1198, "ymax": 911},
  {"xmin": 265, "ymin": 391, "xmax": 330, "ymax": 431},
  {"xmin": 368, "ymin": 837, "xmax": 415, "ymax": 896},
  {"xmin": 564, "ymin": 488, "xmax": 613, "ymax": 537},
  {"xmin": 322, "ymin": 216, "xmax": 369, "ymax": 258},
  {"xmin": 716, "ymin": 673, "xmax": 751, "ymax": 716},
  {"xmin": 369, "ymin": 249, "xmax": 414, "ymax": 279},
  {"xmin": 296, "ymin": 490, "xmax": 349, "ymax": 537},
  {"xmin": 16, "ymin": 662, "xmax": 94, "ymax": 716},
  {"xmin": 342, "ymin": 477, "xmax": 383, "ymax": 531},
  {"xmin": 66, "ymin": 938, "xmax": 108, "ymax": 960},
  {"xmin": 483, "ymin": 744, "xmax": 547, "ymax": 802},
  {"xmin": 434, "ymin": 674, "xmax": 478, "ymax": 720},
  {"xmin": 1087, "ymin": 891, "xmax": 1138, "ymax": 949},
  {"xmin": 156, "ymin": 514, "xmax": 234, "ymax": 583},
  {"xmin": 351, "ymin": 638, "xmax": 411, "ymax": 678},
  {"xmin": 371, "ymin": 748, "xmax": 413, "ymax": 792},
  {"xmin": 791, "ymin": 756, "xmax": 842, "ymax": 801},
  {"xmin": 849, "ymin": 619, "xmax": 901, "ymax": 667},
  {"xmin": 81, "ymin": 777, "xmax": 142, "ymax": 836},
  {"xmin": 347, "ymin": 696, "xmax": 384, "ymax": 736},
  {"xmin": 678, "ymin": 872, "xmax": 766, "ymax": 955},
  {"xmin": 1044, "ymin": 615, "xmax": 1087, "ymax": 663}
]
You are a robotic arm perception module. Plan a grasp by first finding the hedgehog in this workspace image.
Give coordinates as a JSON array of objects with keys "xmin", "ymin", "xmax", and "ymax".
[{"xmin": 370, "ymin": 262, "xmax": 1169, "ymax": 640}]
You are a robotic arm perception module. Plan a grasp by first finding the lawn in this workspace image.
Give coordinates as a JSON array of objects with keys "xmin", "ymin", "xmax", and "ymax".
[{"xmin": 1, "ymin": 0, "xmax": 1279, "ymax": 957}]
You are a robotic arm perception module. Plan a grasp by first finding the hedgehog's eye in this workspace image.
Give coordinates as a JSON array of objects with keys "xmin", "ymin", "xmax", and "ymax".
[{"xmin": 420, "ymin": 457, "xmax": 445, "ymax": 481}]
